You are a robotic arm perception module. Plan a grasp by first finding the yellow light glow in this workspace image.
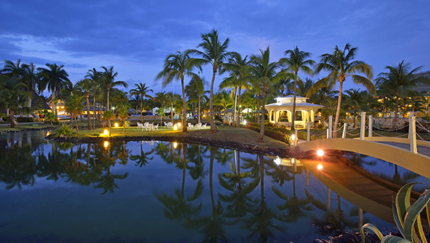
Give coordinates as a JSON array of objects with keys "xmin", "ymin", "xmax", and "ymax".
[
  {"xmin": 115, "ymin": 123, "xmax": 118, "ymax": 128},
  {"xmin": 104, "ymin": 141, "xmax": 109, "ymax": 148},
  {"xmin": 173, "ymin": 124, "xmax": 178, "ymax": 130},
  {"xmin": 104, "ymin": 129, "xmax": 109, "ymax": 136},
  {"xmin": 317, "ymin": 149, "xmax": 324, "ymax": 157},
  {"xmin": 46, "ymin": 131, "xmax": 51, "ymax": 137},
  {"xmin": 317, "ymin": 164, "xmax": 323, "ymax": 170},
  {"xmin": 291, "ymin": 158, "xmax": 295, "ymax": 164},
  {"xmin": 291, "ymin": 135, "xmax": 296, "ymax": 141},
  {"xmin": 177, "ymin": 122, "xmax": 181, "ymax": 127},
  {"xmin": 173, "ymin": 142, "xmax": 178, "ymax": 149}
]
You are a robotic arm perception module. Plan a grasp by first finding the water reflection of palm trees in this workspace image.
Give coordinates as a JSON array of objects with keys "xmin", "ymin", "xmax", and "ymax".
[
  {"xmin": 155, "ymin": 144, "xmax": 203, "ymax": 221},
  {"xmin": 130, "ymin": 141, "xmax": 154, "ymax": 167}
]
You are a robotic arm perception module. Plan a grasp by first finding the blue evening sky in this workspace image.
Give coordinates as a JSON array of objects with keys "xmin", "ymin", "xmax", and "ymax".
[{"xmin": 1, "ymin": 0, "xmax": 429, "ymax": 96}]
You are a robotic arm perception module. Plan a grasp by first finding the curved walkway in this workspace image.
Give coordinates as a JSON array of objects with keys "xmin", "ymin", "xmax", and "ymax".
[{"xmin": 298, "ymin": 138, "xmax": 430, "ymax": 178}]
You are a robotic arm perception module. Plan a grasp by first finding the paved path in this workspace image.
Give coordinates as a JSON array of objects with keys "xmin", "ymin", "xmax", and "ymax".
[{"xmin": 376, "ymin": 141, "xmax": 430, "ymax": 157}]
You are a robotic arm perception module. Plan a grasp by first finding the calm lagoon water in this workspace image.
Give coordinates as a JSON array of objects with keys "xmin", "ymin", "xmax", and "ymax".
[{"xmin": 0, "ymin": 130, "xmax": 428, "ymax": 242}]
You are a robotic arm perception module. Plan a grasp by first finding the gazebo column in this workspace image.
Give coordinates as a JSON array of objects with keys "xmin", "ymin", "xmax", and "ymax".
[
  {"xmin": 287, "ymin": 110, "xmax": 292, "ymax": 123},
  {"xmin": 311, "ymin": 110, "xmax": 315, "ymax": 123}
]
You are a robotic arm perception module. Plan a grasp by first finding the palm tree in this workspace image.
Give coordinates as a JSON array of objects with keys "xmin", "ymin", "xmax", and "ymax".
[
  {"xmin": 296, "ymin": 78, "xmax": 314, "ymax": 97},
  {"xmin": 214, "ymin": 90, "xmax": 233, "ymax": 121},
  {"xmin": 375, "ymin": 61, "xmax": 430, "ymax": 126},
  {"xmin": 118, "ymin": 107, "xmax": 129, "ymax": 134},
  {"xmin": 280, "ymin": 46, "xmax": 315, "ymax": 130},
  {"xmin": 38, "ymin": 63, "xmax": 72, "ymax": 117},
  {"xmin": 0, "ymin": 76, "xmax": 29, "ymax": 128},
  {"xmin": 130, "ymin": 83, "xmax": 154, "ymax": 122},
  {"xmin": 75, "ymin": 78, "xmax": 93, "ymax": 130},
  {"xmin": 156, "ymin": 51, "xmax": 200, "ymax": 132},
  {"xmin": 164, "ymin": 92, "xmax": 181, "ymax": 124},
  {"xmin": 190, "ymin": 29, "xmax": 231, "ymax": 132},
  {"xmin": 64, "ymin": 93, "xmax": 84, "ymax": 135},
  {"xmin": 221, "ymin": 52, "xmax": 252, "ymax": 127},
  {"xmin": 185, "ymin": 77, "xmax": 208, "ymax": 124},
  {"xmin": 155, "ymin": 91, "xmax": 168, "ymax": 124},
  {"xmin": 101, "ymin": 66, "xmax": 128, "ymax": 111},
  {"xmin": 343, "ymin": 89, "xmax": 371, "ymax": 128},
  {"xmin": 130, "ymin": 143, "xmax": 154, "ymax": 167},
  {"xmin": 100, "ymin": 66, "xmax": 127, "ymax": 134},
  {"xmin": 309, "ymin": 44, "xmax": 374, "ymax": 138},
  {"xmin": 247, "ymin": 47, "xmax": 288, "ymax": 141},
  {"xmin": 22, "ymin": 63, "xmax": 39, "ymax": 108},
  {"xmin": 85, "ymin": 68, "xmax": 103, "ymax": 124},
  {"xmin": 1, "ymin": 59, "xmax": 25, "ymax": 81}
]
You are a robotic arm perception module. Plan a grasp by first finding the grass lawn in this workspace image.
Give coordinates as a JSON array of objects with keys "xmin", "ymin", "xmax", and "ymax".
[{"xmin": 62, "ymin": 125, "xmax": 288, "ymax": 150}]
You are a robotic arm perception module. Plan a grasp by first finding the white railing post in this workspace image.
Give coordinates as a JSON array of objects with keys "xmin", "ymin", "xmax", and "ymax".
[
  {"xmin": 328, "ymin": 115, "xmax": 333, "ymax": 138},
  {"xmin": 368, "ymin": 115, "xmax": 373, "ymax": 138},
  {"xmin": 360, "ymin": 112, "xmax": 366, "ymax": 140},
  {"xmin": 307, "ymin": 122, "xmax": 311, "ymax": 141},
  {"xmin": 326, "ymin": 129, "xmax": 329, "ymax": 138},
  {"xmin": 294, "ymin": 129, "xmax": 298, "ymax": 146},
  {"xmin": 410, "ymin": 116, "xmax": 417, "ymax": 154},
  {"xmin": 342, "ymin": 122, "xmax": 347, "ymax": 138}
]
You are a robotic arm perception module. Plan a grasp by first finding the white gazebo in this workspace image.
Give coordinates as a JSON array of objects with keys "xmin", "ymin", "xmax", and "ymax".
[{"xmin": 266, "ymin": 96, "xmax": 323, "ymax": 128}]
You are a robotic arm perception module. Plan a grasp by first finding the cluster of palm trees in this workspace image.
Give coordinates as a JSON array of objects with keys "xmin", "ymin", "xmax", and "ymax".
[{"xmin": 2, "ymin": 29, "xmax": 429, "ymax": 139}]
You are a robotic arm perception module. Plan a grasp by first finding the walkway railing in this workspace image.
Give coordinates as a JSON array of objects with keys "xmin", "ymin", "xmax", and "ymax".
[{"xmin": 302, "ymin": 112, "xmax": 430, "ymax": 155}]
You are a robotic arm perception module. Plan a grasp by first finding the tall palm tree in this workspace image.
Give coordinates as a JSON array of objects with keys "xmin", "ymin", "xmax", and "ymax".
[
  {"xmin": 101, "ymin": 66, "xmax": 128, "ymax": 111},
  {"xmin": 130, "ymin": 83, "xmax": 154, "ymax": 122},
  {"xmin": 247, "ymin": 47, "xmax": 288, "ymax": 141},
  {"xmin": 343, "ymin": 89, "xmax": 372, "ymax": 128},
  {"xmin": 1, "ymin": 59, "xmax": 25, "ymax": 81},
  {"xmin": 214, "ymin": 90, "xmax": 233, "ymax": 121},
  {"xmin": 85, "ymin": 68, "xmax": 103, "ymax": 124},
  {"xmin": 38, "ymin": 63, "xmax": 72, "ymax": 117},
  {"xmin": 221, "ymin": 52, "xmax": 252, "ymax": 127},
  {"xmin": 100, "ymin": 66, "xmax": 127, "ymax": 134},
  {"xmin": 296, "ymin": 78, "xmax": 314, "ymax": 97},
  {"xmin": 375, "ymin": 61, "xmax": 430, "ymax": 126},
  {"xmin": 155, "ymin": 91, "xmax": 168, "ymax": 124},
  {"xmin": 280, "ymin": 46, "xmax": 315, "ymax": 130},
  {"xmin": 75, "ymin": 78, "xmax": 93, "ymax": 130},
  {"xmin": 190, "ymin": 29, "xmax": 231, "ymax": 132},
  {"xmin": 156, "ymin": 50, "xmax": 199, "ymax": 132},
  {"xmin": 309, "ymin": 44, "xmax": 374, "ymax": 137},
  {"xmin": 22, "ymin": 63, "xmax": 39, "ymax": 108}
]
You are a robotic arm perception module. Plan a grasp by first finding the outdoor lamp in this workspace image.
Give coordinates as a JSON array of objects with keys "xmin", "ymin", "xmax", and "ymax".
[
  {"xmin": 317, "ymin": 164, "xmax": 323, "ymax": 170},
  {"xmin": 173, "ymin": 124, "xmax": 178, "ymax": 130},
  {"xmin": 291, "ymin": 134, "xmax": 296, "ymax": 141},
  {"xmin": 178, "ymin": 122, "xmax": 181, "ymax": 127},
  {"xmin": 115, "ymin": 123, "xmax": 119, "ymax": 128},
  {"xmin": 104, "ymin": 141, "xmax": 109, "ymax": 148},
  {"xmin": 317, "ymin": 149, "xmax": 324, "ymax": 157},
  {"xmin": 103, "ymin": 129, "xmax": 109, "ymax": 136}
]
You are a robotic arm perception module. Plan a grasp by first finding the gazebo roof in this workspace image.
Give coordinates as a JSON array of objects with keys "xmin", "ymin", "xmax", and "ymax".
[{"xmin": 266, "ymin": 96, "xmax": 323, "ymax": 110}]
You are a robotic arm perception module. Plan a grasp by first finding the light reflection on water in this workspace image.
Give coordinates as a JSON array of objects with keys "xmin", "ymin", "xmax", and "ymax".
[{"xmin": 1, "ymin": 131, "xmax": 427, "ymax": 242}]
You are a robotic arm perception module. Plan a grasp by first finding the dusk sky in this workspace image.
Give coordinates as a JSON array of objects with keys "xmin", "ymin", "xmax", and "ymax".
[{"xmin": 1, "ymin": 0, "xmax": 429, "ymax": 96}]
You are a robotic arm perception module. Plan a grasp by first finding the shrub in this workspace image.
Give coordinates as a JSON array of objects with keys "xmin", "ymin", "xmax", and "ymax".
[
  {"xmin": 55, "ymin": 124, "xmax": 73, "ymax": 137},
  {"xmin": 124, "ymin": 120, "xmax": 130, "ymax": 128}
]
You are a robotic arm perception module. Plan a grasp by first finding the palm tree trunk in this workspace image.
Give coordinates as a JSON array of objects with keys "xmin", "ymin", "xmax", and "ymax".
[
  {"xmin": 236, "ymin": 87, "xmax": 242, "ymax": 127},
  {"xmin": 259, "ymin": 155, "xmax": 265, "ymax": 203},
  {"xmin": 181, "ymin": 78, "xmax": 187, "ymax": 132},
  {"xmin": 291, "ymin": 72, "xmax": 298, "ymax": 130},
  {"xmin": 198, "ymin": 95, "xmax": 201, "ymax": 124},
  {"xmin": 171, "ymin": 104, "xmax": 174, "ymax": 124},
  {"xmin": 106, "ymin": 88, "xmax": 110, "ymax": 111},
  {"xmin": 181, "ymin": 144, "xmax": 186, "ymax": 198},
  {"xmin": 86, "ymin": 95, "xmax": 91, "ymax": 130},
  {"xmin": 140, "ymin": 95, "xmax": 143, "ymax": 122},
  {"xmin": 10, "ymin": 109, "xmax": 16, "ymax": 128},
  {"xmin": 233, "ymin": 87, "xmax": 237, "ymax": 125},
  {"xmin": 258, "ymin": 94, "xmax": 266, "ymax": 141},
  {"xmin": 353, "ymin": 110, "xmax": 357, "ymax": 128},
  {"xmin": 209, "ymin": 68, "xmax": 218, "ymax": 132},
  {"xmin": 75, "ymin": 115, "xmax": 80, "ymax": 135},
  {"xmin": 257, "ymin": 97, "xmax": 260, "ymax": 123},
  {"xmin": 333, "ymin": 81, "xmax": 344, "ymax": 138},
  {"xmin": 52, "ymin": 91, "xmax": 57, "ymax": 117},
  {"xmin": 393, "ymin": 97, "xmax": 399, "ymax": 130},
  {"xmin": 93, "ymin": 96, "xmax": 96, "ymax": 127}
]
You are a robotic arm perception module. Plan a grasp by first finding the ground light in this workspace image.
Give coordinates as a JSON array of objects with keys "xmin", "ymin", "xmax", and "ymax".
[
  {"xmin": 114, "ymin": 123, "xmax": 118, "ymax": 128},
  {"xmin": 317, "ymin": 164, "xmax": 323, "ymax": 170},
  {"xmin": 317, "ymin": 149, "xmax": 324, "ymax": 157},
  {"xmin": 177, "ymin": 122, "xmax": 181, "ymax": 127},
  {"xmin": 103, "ymin": 129, "xmax": 109, "ymax": 136},
  {"xmin": 291, "ymin": 134, "xmax": 296, "ymax": 144},
  {"xmin": 173, "ymin": 124, "xmax": 177, "ymax": 130},
  {"xmin": 104, "ymin": 141, "xmax": 109, "ymax": 148}
]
